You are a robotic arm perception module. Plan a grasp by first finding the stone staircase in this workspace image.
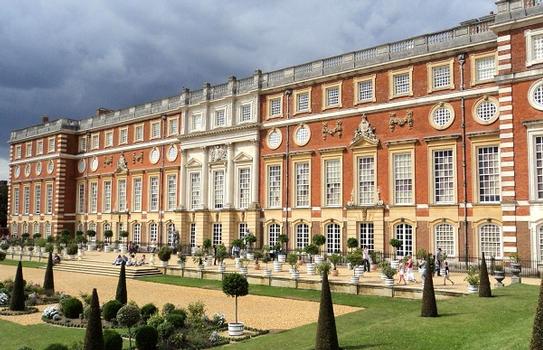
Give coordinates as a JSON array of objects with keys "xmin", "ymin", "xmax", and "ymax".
[{"xmin": 46, "ymin": 259, "xmax": 162, "ymax": 279}]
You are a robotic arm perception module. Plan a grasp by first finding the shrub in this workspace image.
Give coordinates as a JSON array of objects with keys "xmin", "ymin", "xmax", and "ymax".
[
  {"xmin": 66, "ymin": 243, "xmax": 78, "ymax": 256},
  {"xmin": 116, "ymin": 304, "xmax": 141, "ymax": 329},
  {"xmin": 312, "ymin": 234, "xmax": 326, "ymax": 248},
  {"xmin": 43, "ymin": 252, "xmax": 55, "ymax": 296},
  {"xmin": 187, "ymin": 301, "xmax": 205, "ymax": 321},
  {"xmin": 304, "ymin": 244, "xmax": 319, "ymax": 260},
  {"xmin": 222, "ymin": 273, "xmax": 248, "ymax": 324},
  {"xmin": 157, "ymin": 246, "xmax": 172, "ymax": 262},
  {"xmin": 86, "ymin": 230, "xmax": 96, "ymax": 238},
  {"xmin": 9, "ymin": 261, "xmax": 26, "ymax": 311},
  {"xmin": 162, "ymin": 302, "xmax": 176, "ymax": 315},
  {"xmin": 43, "ymin": 345, "xmax": 69, "ymax": 350},
  {"xmin": 157, "ymin": 320, "xmax": 175, "ymax": 340},
  {"xmin": 479, "ymin": 252, "xmax": 492, "ymax": 298},
  {"xmin": 315, "ymin": 272, "xmax": 339, "ymax": 350},
  {"xmin": 60, "ymin": 297, "xmax": 83, "ymax": 319},
  {"xmin": 102, "ymin": 300, "xmax": 123, "ymax": 322},
  {"xmin": 42, "ymin": 305, "xmax": 61, "ymax": 319},
  {"xmin": 346, "ymin": 238, "xmax": 358, "ymax": 250},
  {"xmin": 147, "ymin": 313, "xmax": 164, "ymax": 328},
  {"xmin": 0, "ymin": 242, "xmax": 9, "ymax": 250},
  {"xmin": 389, "ymin": 238, "xmax": 402, "ymax": 249},
  {"xmin": 84, "ymin": 288, "xmax": 104, "ymax": 350},
  {"xmin": 115, "ymin": 262, "xmax": 127, "ymax": 304},
  {"xmin": 135, "ymin": 325, "xmax": 159, "ymax": 350},
  {"xmin": 141, "ymin": 303, "xmax": 158, "ymax": 322},
  {"xmin": 165, "ymin": 312, "xmax": 186, "ymax": 328},
  {"xmin": 0, "ymin": 251, "xmax": 5, "ymax": 261},
  {"xmin": 103, "ymin": 330, "xmax": 123, "ymax": 350}
]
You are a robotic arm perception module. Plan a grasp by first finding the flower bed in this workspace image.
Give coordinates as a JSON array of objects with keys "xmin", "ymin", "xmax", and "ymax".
[{"xmin": 0, "ymin": 306, "xmax": 39, "ymax": 316}]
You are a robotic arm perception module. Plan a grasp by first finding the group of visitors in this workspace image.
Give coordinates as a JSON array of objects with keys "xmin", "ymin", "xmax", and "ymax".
[
  {"xmin": 112, "ymin": 253, "xmax": 146, "ymax": 266},
  {"xmin": 411, "ymin": 248, "xmax": 454, "ymax": 286}
]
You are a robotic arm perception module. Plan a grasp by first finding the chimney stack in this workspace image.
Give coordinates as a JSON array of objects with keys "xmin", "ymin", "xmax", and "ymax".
[
  {"xmin": 41, "ymin": 115, "xmax": 49, "ymax": 124},
  {"xmin": 96, "ymin": 108, "xmax": 112, "ymax": 118}
]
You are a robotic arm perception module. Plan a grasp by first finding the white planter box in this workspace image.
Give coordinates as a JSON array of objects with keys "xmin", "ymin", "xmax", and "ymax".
[
  {"xmin": 314, "ymin": 255, "xmax": 324, "ymax": 264},
  {"xmin": 278, "ymin": 254, "xmax": 286, "ymax": 263},
  {"xmin": 467, "ymin": 284, "xmax": 478, "ymax": 294},
  {"xmin": 351, "ymin": 275, "xmax": 360, "ymax": 285},
  {"xmin": 246, "ymin": 253, "xmax": 254, "ymax": 260},
  {"xmin": 384, "ymin": 278, "xmax": 394, "ymax": 288},
  {"xmin": 273, "ymin": 261, "xmax": 282, "ymax": 272},
  {"xmin": 228, "ymin": 322, "xmax": 244, "ymax": 337},
  {"xmin": 306, "ymin": 263, "xmax": 315, "ymax": 275},
  {"xmin": 291, "ymin": 271, "xmax": 300, "ymax": 280}
]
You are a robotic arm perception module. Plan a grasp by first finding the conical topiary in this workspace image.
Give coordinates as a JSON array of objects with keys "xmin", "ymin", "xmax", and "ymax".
[
  {"xmin": 421, "ymin": 256, "xmax": 438, "ymax": 317},
  {"xmin": 115, "ymin": 262, "xmax": 127, "ymax": 305},
  {"xmin": 84, "ymin": 288, "xmax": 104, "ymax": 350},
  {"xmin": 43, "ymin": 251, "xmax": 55, "ymax": 296},
  {"xmin": 479, "ymin": 252, "xmax": 492, "ymax": 298},
  {"xmin": 531, "ymin": 277, "xmax": 543, "ymax": 349},
  {"xmin": 9, "ymin": 261, "xmax": 26, "ymax": 311},
  {"xmin": 315, "ymin": 271, "xmax": 340, "ymax": 350}
]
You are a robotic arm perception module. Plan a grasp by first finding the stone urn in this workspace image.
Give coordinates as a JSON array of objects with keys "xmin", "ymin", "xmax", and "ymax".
[
  {"xmin": 239, "ymin": 266, "xmax": 248, "ymax": 275},
  {"xmin": 314, "ymin": 255, "xmax": 324, "ymax": 264},
  {"xmin": 494, "ymin": 270, "xmax": 505, "ymax": 287}
]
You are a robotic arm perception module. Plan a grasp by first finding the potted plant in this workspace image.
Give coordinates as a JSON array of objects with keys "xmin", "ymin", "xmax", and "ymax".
[
  {"xmin": 287, "ymin": 253, "xmax": 299, "ymax": 279},
  {"xmin": 203, "ymin": 239, "xmax": 212, "ymax": 265},
  {"xmin": 277, "ymin": 234, "xmax": 289, "ymax": 262},
  {"xmin": 369, "ymin": 251, "xmax": 381, "ymax": 271},
  {"xmin": 312, "ymin": 234, "xmax": 326, "ymax": 264},
  {"xmin": 304, "ymin": 244, "xmax": 319, "ymax": 275},
  {"xmin": 389, "ymin": 238, "xmax": 402, "ymax": 268},
  {"xmin": 253, "ymin": 250, "xmax": 263, "ymax": 270},
  {"xmin": 347, "ymin": 237, "xmax": 358, "ymax": 252},
  {"xmin": 86, "ymin": 230, "xmax": 97, "ymax": 251},
  {"xmin": 36, "ymin": 238, "xmax": 46, "ymax": 254},
  {"xmin": 382, "ymin": 262, "xmax": 397, "ymax": 287},
  {"xmin": 465, "ymin": 265, "xmax": 480, "ymax": 293},
  {"xmin": 66, "ymin": 243, "xmax": 78, "ymax": 260},
  {"xmin": 177, "ymin": 254, "xmax": 186, "ymax": 269},
  {"xmin": 222, "ymin": 273, "xmax": 249, "ymax": 336},
  {"xmin": 157, "ymin": 246, "xmax": 172, "ymax": 268},
  {"xmin": 509, "ymin": 253, "xmax": 521, "ymax": 279},
  {"xmin": 238, "ymin": 258, "xmax": 249, "ymax": 275},
  {"xmin": 262, "ymin": 250, "xmax": 272, "ymax": 277},
  {"xmin": 244, "ymin": 234, "xmax": 257, "ymax": 260},
  {"xmin": 216, "ymin": 244, "xmax": 228, "ymax": 273},
  {"xmin": 346, "ymin": 249, "xmax": 364, "ymax": 284},
  {"xmin": 193, "ymin": 249, "xmax": 205, "ymax": 270},
  {"xmin": 494, "ymin": 264, "xmax": 505, "ymax": 287},
  {"xmin": 104, "ymin": 230, "xmax": 114, "ymax": 252},
  {"xmin": 232, "ymin": 239, "xmax": 245, "ymax": 267},
  {"xmin": 329, "ymin": 254, "xmax": 342, "ymax": 277},
  {"xmin": 119, "ymin": 231, "xmax": 129, "ymax": 254},
  {"xmin": 0, "ymin": 242, "xmax": 9, "ymax": 252}
]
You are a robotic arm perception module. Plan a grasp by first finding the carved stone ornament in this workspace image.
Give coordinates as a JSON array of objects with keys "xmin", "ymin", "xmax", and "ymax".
[
  {"xmin": 116, "ymin": 153, "xmax": 128, "ymax": 172},
  {"xmin": 104, "ymin": 156, "xmax": 113, "ymax": 167},
  {"xmin": 352, "ymin": 114, "xmax": 378, "ymax": 143},
  {"xmin": 209, "ymin": 145, "xmax": 227, "ymax": 162},
  {"xmin": 132, "ymin": 152, "xmax": 144, "ymax": 164},
  {"xmin": 389, "ymin": 111, "xmax": 414, "ymax": 131},
  {"xmin": 322, "ymin": 120, "xmax": 343, "ymax": 140}
]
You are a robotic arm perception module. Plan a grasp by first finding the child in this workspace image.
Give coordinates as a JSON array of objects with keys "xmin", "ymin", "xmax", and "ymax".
[
  {"xmin": 443, "ymin": 260, "xmax": 454, "ymax": 285},
  {"xmin": 398, "ymin": 261, "xmax": 407, "ymax": 285}
]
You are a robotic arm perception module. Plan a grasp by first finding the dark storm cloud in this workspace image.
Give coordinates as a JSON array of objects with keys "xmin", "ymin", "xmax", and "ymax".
[{"xmin": 0, "ymin": 0, "xmax": 495, "ymax": 179}]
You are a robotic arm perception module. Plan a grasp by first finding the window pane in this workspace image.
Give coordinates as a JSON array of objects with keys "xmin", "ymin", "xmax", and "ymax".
[
  {"xmin": 268, "ymin": 165, "xmax": 281, "ymax": 208},
  {"xmin": 479, "ymin": 224, "xmax": 502, "ymax": 258},
  {"xmin": 393, "ymin": 153, "xmax": 413, "ymax": 204},
  {"xmin": 476, "ymin": 56, "xmax": 495, "ymax": 81},
  {"xmin": 268, "ymin": 224, "xmax": 280, "ymax": 247},
  {"xmin": 435, "ymin": 223, "xmax": 455, "ymax": 257},
  {"xmin": 296, "ymin": 224, "xmax": 310, "ymax": 249},
  {"xmin": 393, "ymin": 73, "xmax": 410, "ymax": 95},
  {"xmin": 326, "ymin": 223, "xmax": 341, "ymax": 253},
  {"xmin": 432, "ymin": 65, "xmax": 450, "ymax": 89},
  {"xmin": 296, "ymin": 163, "xmax": 310, "ymax": 207},
  {"xmin": 296, "ymin": 92, "xmax": 309, "ymax": 111},
  {"xmin": 433, "ymin": 149, "xmax": 454, "ymax": 203},
  {"xmin": 326, "ymin": 87, "xmax": 340, "ymax": 106},
  {"xmin": 325, "ymin": 159, "xmax": 341, "ymax": 206},
  {"xmin": 358, "ymin": 157, "xmax": 375, "ymax": 205},
  {"xmin": 214, "ymin": 171, "xmax": 225, "ymax": 209},
  {"xmin": 358, "ymin": 80, "xmax": 373, "ymax": 101},
  {"xmin": 238, "ymin": 168, "xmax": 251, "ymax": 208},
  {"xmin": 359, "ymin": 223, "xmax": 374, "ymax": 251},
  {"xmin": 478, "ymin": 146, "xmax": 500, "ymax": 202},
  {"xmin": 395, "ymin": 224, "xmax": 413, "ymax": 257}
]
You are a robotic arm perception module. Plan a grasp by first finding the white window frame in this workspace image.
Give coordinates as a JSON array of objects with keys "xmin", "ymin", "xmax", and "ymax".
[
  {"xmin": 119, "ymin": 127, "xmax": 128, "ymax": 145},
  {"xmin": 213, "ymin": 170, "xmax": 225, "ymax": 209},
  {"xmin": 479, "ymin": 223, "xmax": 502, "ymax": 259},
  {"xmin": 133, "ymin": 223, "xmax": 141, "ymax": 244},
  {"xmin": 117, "ymin": 179, "xmax": 127, "ymax": 212},
  {"xmin": 296, "ymin": 223, "xmax": 310, "ymax": 249},
  {"xmin": 166, "ymin": 174, "xmax": 177, "ymax": 211},
  {"xmin": 323, "ymin": 158, "xmax": 342, "ymax": 207},
  {"xmin": 103, "ymin": 180, "xmax": 112, "ymax": 213},
  {"xmin": 238, "ymin": 167, "xmax": 251, "ymax": 209},
  {"xmin": 190, "ymin": 172, "xmax": 201, "ymax": 209},
  {"xmin": 45, "ymin": 183, "xmax": 53, "ymax": 214},
  {"xmin": 105, "ymin": 131, "xmax": 113, "ymax": 148},
  {"xmin": 78, "ymin": 137, "xmax": 87, "ymax": 153},
  {"xmin": 392, "ymin": 151, "xmax": 414, "ymax": 205},
  {"xmin": 132, "ymin": 178, "xmax": 142, "ymax": 212},
  {"xmin": 149, "ymin": 223, "xmax": 158, "ymax": 243},
  {"xmin": 239, "ymin": 102, "xmax": 253, "ymax": 122},
  {"xmin": 213, "ymin": 223, "xmax": 222, "ymax": 246},
  {"xmin": 389, "ymin": 67, "xmax": 413, "ymax": 99},
  {"xmin": 13, "ymin": 188, "xmax": 19, "ymax": 215},
  {"xmin": 357, "ymin": 155, "xmax": 375, "ymax": 205},
  {"xmin": 47, "ymin": 137, "xmax": 55, "ymax": 153},
  {"xmin": 295, "ymin": 161, "xmax": 310, "ymax": 208},
  {"xmin": 36, "ymin": 140, "xmax": 44, "ymax": 155},
  {"xmin": 77, "ymin": 183, "xmax": 85, "ymax": 214},
  {"xmin": 326, "ymin": 223, "xmax": 341, "ymax": 254},
  {"xmin": 267, "ymin": 95, "xmax": 283, "ymax": 118},
  {"xmin": 15, "ymin": 145, "xmax": 22, "ymax": 159},
  {"xmin": 294, "ymin": 88, "xmax": 311, "ymax": 114},
  {"xmin": 89, "ymin": 182, "xmax": 98, "ymax": 213},
  {"xmin": 25, "ymin": 142, "xmax": 32, "ymax": 157},
  {"xmin": 476, "ymin": 145, "xmax": 501, "ymax": 203},
  {"xmin": 134, "ymin": 124, "xmax": 144, "ymax": 142},
  {"xmin": 267, "ymin": 164, "xmax": 281, "ymax": 208},
  {"xmin": 268, "ymin": 223, "xmax": 280, "ymax": 247},
  {"xmin": 427, "ymin": 59, "xmax": 454, "ymax": 93},
  {"xmin": 526, "ymin": 28, "xmax": 543, "ymax": 67},
  {"xmin": 322, "ymin": 82, "xmax": 342, "ymax": 109},
  {"xmin": 395, "ymin": 223, "xmax": 413, "ymax": 257},
  {"xmin": 23, "ymin": 186, "xmax": 30, "ymax": 214},
  {"xmin": 239, "ymin": 222, "xmax": 249, "ymax": 239},
  {"xmin": 91, "ymin": 133, "xmax": 100, "ymax": 150},
  {"xmin": 471, "ymin": 52, "xmax": 496, "ymax": 85},
  {"xmin": 149, "ymin": 176, "xmax": 159, "ymax": 212},
  {"xmin": 359, "ymin": 223, "xmax": 374, "ymax": 251},
  {"xmin": 354, "ymin": 75, "xmax": 376, "ymax": 104},
  {"xmin": 434, "ymin": 223, "xmax": 456, "ymax": 257},
  {"xmin": 214, "ymin": 108, "xmax": 227, "ymax": 128},
  {"xmin": 151, "ymin": 120, "xmax": 161, "ymax": 139},
  {"xmin": 167, "ymin": 117, "xmax": 178, "ymax": 136},
  {"xmin": 191, "ymin": 113, "xmax": 203, "ymax": 132},
  {"xmin": 34, "ymin": 184, "xmax": 41, "ymax": 214},
  {"xmin": 432, "ymin": 148, "xmax": 455, "ymax": 204},
  {"xmin": 190, "ymin": 223, "xmax": 196, "ymax": 248}
]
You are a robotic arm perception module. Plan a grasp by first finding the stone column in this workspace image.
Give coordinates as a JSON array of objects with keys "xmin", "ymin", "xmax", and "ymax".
[
  {"xmin": 179, "ymin": 149, "xmax": 186, "ymax": 209},
  {"xmin": 225, "ymin": 143, "xmax": 235, "ymax": 208},
  {"xmin": 201, "ymin": 146, "xmax": 209, "ymax": 209},
  {"xmin": 251, "ymin": 139, "xmax": 259, "ymax": 207}
]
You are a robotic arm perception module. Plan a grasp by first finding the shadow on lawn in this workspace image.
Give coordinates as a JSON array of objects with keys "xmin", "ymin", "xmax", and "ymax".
[{"xmin": 342, "ymin": 343, "xmax": 389, "ymax": 349}]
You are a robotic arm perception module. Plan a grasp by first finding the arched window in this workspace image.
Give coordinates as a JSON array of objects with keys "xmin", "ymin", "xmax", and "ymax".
[
  {"xmin": 167, "ymin": 223, "xmax": 176, "ymax": 247},
  {"xmin": 149, "ymin": 223, "xmax": 158, "ymax": 243},
  {"xmin": 479, "ymin": 223, "xmax": 502, "ymax": 258},
  {"xmin": 87, "ymin": 222, "xmax": 95, "ymax": 241},
  {"xmin": 268, "ymin": 224, "xmax": 280, "ymax": 247},
  {"xmin": 77, "ymin": 223, "xmax": 83, "ymax": 233},
  {"xmin": 22, "ymin": 222, "xmax": 28, "ymax": 234},
  {"xmin": 45, "ymin": 222, "xmax": 52, "ymax": 238},
  {"xmin": 34, "ymin": 222, "xmax": 40, "ymax": 235},
  {"xmin": 296, "ymin": 223, "xmax": 310, "ymax": 249},
  {"xmin": 133, "ymin": 224, "xmax": 141, "ymax": 244},
  {"xmin": 395, "ymin": 223, "xmax": 413, "ymax": 257},
  {"xmin": 326, "ymin": 223, "xmax": 341, "ymax": 254},
  {"xmin": 434, "ymin": 223, "xmax": 455, "ymax": 257},
  {"xmin": 103, "ymin": 223, "xmax": 111, "ymax": 243},
  {"xmin": 11, "ymin": 222, "xmax": 18, "ymax": 236}
]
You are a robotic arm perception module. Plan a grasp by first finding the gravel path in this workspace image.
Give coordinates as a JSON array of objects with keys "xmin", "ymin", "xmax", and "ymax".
[{"xmin": 0, "ymin": 264, "xmax": 360, "ymax": 330}]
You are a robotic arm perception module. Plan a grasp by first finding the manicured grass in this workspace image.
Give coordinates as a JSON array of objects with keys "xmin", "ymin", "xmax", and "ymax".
[
  {"xmin": 142, "ymin": 275, "xmax": 538, "ymax": 349},
  {"xmin": 0, "ymin": 319, "xmax": 85, "ymax": 350},
  {"xmin": 0, "ymin": 259, "xmax": 46, "ymax": 269}
]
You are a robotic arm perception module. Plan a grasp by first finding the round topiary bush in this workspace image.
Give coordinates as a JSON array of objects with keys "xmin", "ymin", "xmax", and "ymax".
[
  {"xmin": 102, "ymin": 300, "xmax": 123, "ymax": 322},
  {"xmin": 103, "ymin": 330, "xmax": 123, "ymax": 350},
  {"xmin": 165, "ymin": 312, "xmax": 186, "ymax": 328},
  {"xmin": 146, "ymin": 313, "xmax": 164, "ymax": 329},
  {"xmin": 141, "ymin": 303, "xmax": 158, "ymax": 321},
  {"xmin": 60, "ymin": 297, "xmax": 83, "ymax": 319},
  {"xmin": 161, "ymin": 302, "xmax": 175, "ymax": 315},
  {"xmin": 135, "ymin": 325, "xmax": 159, "ymax": 350},
  {"xmin": 0, "ymin": 251, "xmax": 5, "ymax": 261},
  {"xmin": 66, "ymin": 243, "xmax": 78, "ymax": 256},
  {"xmin": 157, "ymin": 246, "xmax": 173, "ymax": 262},
  {"xmin": 43, "ymin": 344, "xmax": 69, "ymax": 350}
]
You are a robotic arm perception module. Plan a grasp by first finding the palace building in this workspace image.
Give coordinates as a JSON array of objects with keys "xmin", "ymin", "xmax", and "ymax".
[{"xmin": 8, "ymin": 0, "xmax": 543, "ymax": 263}]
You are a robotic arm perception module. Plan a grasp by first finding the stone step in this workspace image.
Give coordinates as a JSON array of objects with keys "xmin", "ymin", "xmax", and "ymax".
[{"xmin": 42, "ymin": 262, "xmax": 162, "ymax": 279}]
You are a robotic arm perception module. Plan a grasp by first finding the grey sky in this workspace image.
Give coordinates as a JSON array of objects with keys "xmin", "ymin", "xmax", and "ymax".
[{"xmin": 0, "ymin": 0, "xmax": 495, "ymax": 179}]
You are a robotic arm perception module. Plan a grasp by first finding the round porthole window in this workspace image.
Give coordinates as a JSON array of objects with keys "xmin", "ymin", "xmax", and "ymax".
[
  {"xmin": 294, "ymin": 124, "xmax": 311, "ymax": 146},
  {"xmin": 78, "ymin": 159, "xmax": 86, "ymax": 173},
  {"xmin": 473, "ymin": 97, "xmax": 498, "ymax": 125},
  {"xmin": 267, "ymin": 129, "xmax": 282, "ymax": 150},
  {"xmin": 14, "ymin": 166, "xmax": 20, "ymax": 178},
  {"xmin": 47, "ymin": 160, "xmax": 54, "ymax": 174},
  {"xmin": 429, "ymin": 103, "xmax": 455, "ymax": 130},
  {"xmin": 24, "ymin": 164, "xmax": 31, "ymax": 177},
  {"xmin": 149, "ymin": 147, "xmax": 160, "ymax": 164},
  {"xmin": 167, "ymin": 145, "xmax": 178, "ymax": 162},
  {"xmin": 35, "ymin": 162, "xmax": 42, "ymax": 176},
  {"xmin": 90, "ymin": 157, "xmax": 99, "ymax": 172},
  {"xmin": 529, "ymin": 79, "xmax": 543, "ymax": 111}
]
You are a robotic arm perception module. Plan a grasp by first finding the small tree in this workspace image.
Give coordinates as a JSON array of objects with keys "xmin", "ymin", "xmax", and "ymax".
[
  {"xmin": 329, "ymin": 254, "xmax": 342, "ymax": 272},
  {"xmin": 117, "ymin": 304, "xmax": 141, "ymax": 350},
  {"xmin": 84, "ymin": 288, "xmax": 104, "ymax": 350},
  {"xmin": 287, "ymin": 253, "xmax": 299, "ymax": 272},
  {"xmin": 389, "ymin": 238, "xmax": 402, "ymax": 257},
  {"xmin": 479, "ymin": 252, "xmax": 492, "ymax": 298},
  {"xmin": 315, "ymin": 267, "xmax": 339, "ymax": 350},
  {"xmin": 115, "ymin": 262, "xmax": 127, "ymax": 304},
  {"xmin": 347, "ymin": 238, "xmax": 358, "ymax": 252},
  {"xmin": 530, "ymin": 276, "xmax": 543, "ymax": 349},
  {"xmin": 203, "ymin": 239, "xmax": 212, "ymax": 255},
  {"xmin": 312, "ymin": 234, "xmax": 326, "ymax": 255},
  {"xmin": 43, "ymin": 251, "xmax": 55, "ymax": 296},
  {"xmin": 346, "ymin": 249, "xmax": 364, "ymax": 276},
  {"xmin": 222, "ymin": 273, "xmax": 249, "ymax": 324},
  {"xmin": 278, "ymin": 234, "xmax": 289, "ymax": 255},
  {"xmin": 215, "ymin": 244, "xmax": 228, "ymax": 265},
  {"xmin": 104, "ymin": 230, "xmax": 113, "ymax": 244},
  {"xmin": 244, "ymin": 234, "xmax": 257, "ymax": 253},
  {"xmin": 304, "ymin": 244, "xmax": 319, "ymax": 263},
  {"xmin": 9, "ymin": 260, "xmax": 26, "ymax": 311},
  {"xmin": 421, "ymin": 257, "xmax": 438, "ymax": 317},
  {"xmin": 157, "ymin": 246, "xmax": 172, "ymax": 263}
]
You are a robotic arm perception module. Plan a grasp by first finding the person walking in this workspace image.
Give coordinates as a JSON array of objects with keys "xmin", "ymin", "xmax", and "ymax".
[
  {"xmin": 398, "ymin": 261, "xmax": 407, "ymax": 285},
  {"xmin": 418, "ymin": 258, "xmax": 427, "ymax": 282},
  {"xmin": 435, "ymin": 248, "xmax": 442, "ymax": 276},
  {"xmin": 443, "ymin": 260, "xmax": 454, "ymax": 285},
  {"xmin": 362, "ymin": 246, "xmax": 371, "ymax": 272},
  {"xmin": 406, "ymin": 256, "xmax": 417, "ymax": 283}
]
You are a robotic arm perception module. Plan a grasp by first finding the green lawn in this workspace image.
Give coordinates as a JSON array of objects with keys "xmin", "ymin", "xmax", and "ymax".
[
  {"xmin": 0, "ymin": 258, "xmax": 46, "ymax": 269},
  {"xmin": 0, "ymin": 320, "xmax": 85, "ymax": 350},
  {"xmin": 142, "ymin": 275, "xmax": 538, "ymax": 350}
]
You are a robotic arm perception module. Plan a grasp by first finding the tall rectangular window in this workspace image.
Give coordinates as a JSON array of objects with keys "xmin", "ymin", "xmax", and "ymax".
[
  {"xmin": 103, "ymin": 181, "xmax": 112, "ymax": 212},
  {"xmin": 532, "ymin": 34, "xmax": 543, "ymax": 61},
  {"xmin": 26, "ymin": 142, "xmax": 32, "ymax": 157},
  {"xmin": 240, "ymin": 104, "xmax": 252, "ymax": 121},
  {"xmin": 133, "ymin": 178, "xmax": 142, "ymax": 211},
  {"xmin": 393, "ymin": 72, "xmax": 410, "ymax": 96},
  {"xmin": 151, "ymin": 121, "xmax": 161, "ymax": 139},
  {"xmin": 13, "ymin": 188, "xmax": 19, "ymax": 215},
  {"xmin": 48, "ymin": 137, "xmax": 55, "ymax": 153},
  {"xmin": 134, "ymin": 125, "xmax": 144, "ymax": 142},
  {"xmin": 45, "ymin": 184, "xmax": 53, "ymax": 214},
  {"xmin": 475, "ymin": 55, "xmax": 495, "ymax": 82},
  {"xmin": 36, "ymin": 140, "xmax": 43, "ymax": 155},
  {"xmin": 119, "ymin": 128, "xmax": 128, "ymax": 144},
  {"xmin": 239, "ymin": 223, "xmax": 248, "ymax": 239},
  {"xmin": 357, "ymin": 79, "xmax": 374, "ymax": 102},
  {"xmin": 213, "ymin": 223, "xmax": 222, "ymax": 246},
  {"xmin": 433, "ymin": 149, "xmax": 454, "ymax": 204},
  {"xmin": 77, "ymin": 184, "xmax": 85, "ymax": 213},
  {"xmin": 91, "ymin": 134, "xmax": 99, "ymax": 150},
  {"xmin": 105, "ymin": 132, "xmax": 113, "ymax": 147},
  {"xmin": 325, "ymin": 86, "xmax": 340, "ymax": 107},
  {"xmin": 267, "ymin": 165, "xmax": 281, "ymax": 208},
  {"xmin": 149, "ymin": 176, "xmax": 159, "ymax": 211},
  {"xmin": 324, "ymin": 159, "xmax": 341, "ymax": 206},
  {"xmin": 34, "ymin": 184, "xmax": 41, "ymax": 214},
  {"xmin": 536, "ymin": 137, "xmax": 543, "ymax": 199},
  {"xmin": 117, "ymin": 179, "xmax": 127, "ymax": 212},
  {"xmin": 168, "ymin": 118, "xmax": 178, "ymax": 135},
  {"xmin": 477, "ymin": 146, "xmax": 501, "ymax": 202},
  {"xmin": 79, "ymin": 137, "xmax": 87, "ymax": 152},
  {"xmin": 358, "ymin": 156, "xmax": 375, "ymax": 205},
  {"xmin": 213, "ymin": 170, "xmax": 224, "ymax": 209},
  {"xmin": 191, "ymin": 114, "xmax": 202, "ymax": 131},
  {"xmin": 167, "ymin": 174, "xmax": 177, "ymax": 210},
  {"xmin": 215, "ymin": 109, "xmax": 226, "ymax": 127},
  {"xmin": 432, "ymin": 64, "xmax": 451, "ymax": 90},
  {"xmin": 190, "ymin": 172, "xmax": 201, "ymax": 209},
  {"xmin": 296, "ymin": 163, "xmax": 310, "ymax": 207},
  {"xmin": 190, "ymin": 223, "xmax": 196, "ymax": 248},
  {"xmin": 238, "ymin": 168, "xmax": 251, "ymax": 209},
  {"xmin": 15, "ymin": 145, "xmax": 22, "ymax": 159},
  {"xmin": 393, "ymin": 153, "xmax": 413, "ymax": 204},
  {"xmin": 296, "ymin": 92, "xmax": 310, "ymax": 112},
  {"xmin": 90, "ymin": 182, "xmax": 98, "ymax": 213},
  {"xmin": 359, "ymin": 223, "xmax": 374, "ymax": 251},
  {"xmin": 269, "ymin": 98, "xmax": 281, "ymax": 117}
]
